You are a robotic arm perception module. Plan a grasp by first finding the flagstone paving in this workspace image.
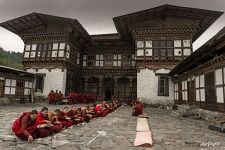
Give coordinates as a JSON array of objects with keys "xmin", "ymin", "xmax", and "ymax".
[{"xmin": 0, "ymin": 103, "xmax": 225, "ymax": 150}]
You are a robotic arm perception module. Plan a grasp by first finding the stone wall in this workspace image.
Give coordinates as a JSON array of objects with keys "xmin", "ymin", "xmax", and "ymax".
[
  {"xmin": 27, "ymin": 68, "xmax": 67, "ymax": 96},
  {"xmin": 174, "ymin": 104, "xmax": 225, "ymax": 123},
  {"xmin": 137, "ymin": 68, "xmax": 174, "ymax": 107}
]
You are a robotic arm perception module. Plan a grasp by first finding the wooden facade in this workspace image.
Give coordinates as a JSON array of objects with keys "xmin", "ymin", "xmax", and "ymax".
[
  {"xmin": 0, "ymin": 65, "xmax": 35, "ymax": 102},
  {"xmin": 0, "ymin": 5, "xmax": 222, "ymax": 102},
  {"xmin": 170, "ymin": 27, "xmax": 225, "ymax": 112}
]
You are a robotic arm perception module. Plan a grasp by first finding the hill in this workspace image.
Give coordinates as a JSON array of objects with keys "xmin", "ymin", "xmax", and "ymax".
[{"xmin": 0, "ymin": 47, "xmax": 23, "ymax": 70}]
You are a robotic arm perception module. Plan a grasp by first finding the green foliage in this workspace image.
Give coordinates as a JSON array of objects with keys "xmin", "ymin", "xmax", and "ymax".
[{"xmin": 0, "ymin": 47, "xmax": 23, "ymax": 70}]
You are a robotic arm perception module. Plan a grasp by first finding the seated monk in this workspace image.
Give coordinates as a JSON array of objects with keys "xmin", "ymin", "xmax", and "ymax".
[
  {"xmin": 102, "ymin": 101, "xmax": 112, "ymax": 113},
  {"xmin": 83, "ymin": 106, "xmax": 93, "ymax": 120},
  {"xmin": 126, "ymin": 97, "xmax": 133, "ymax": 106},
  {"xmin": 67, "ymin": 106, "xmax": 84, "ymax": 125},
  {"xmin": 95, "ymin": 104, "xmax": 103, "ymax": 117},
  {"xmin": 86, "ymin": 105, "xmax": 97, "ymax": 118},
  {"xmin": 114, "ymin": 99, "xmax": 122, "ymax": 108},
  {"xmin": 80, "ymin": 107, "xmax": 91, "ymax": 122},
  {"xmin": 76, "ymin": 108, "xmax": 90, "ymax": 123},
  {"xmin": 12, "ymin": 110, "xmax": 38, "ymax": 142},
  {"xmin": 36, "ymin": 107, "xmax": 53, "ymax": 138},
  {"xmin": 58, "ymin": 107, "xmax": 73, "ymax": 128},
  {"xmin": 109, "ymin": 103, "xmax": 115, "ymax": 111},
  {"xmin": 48, "ymin": 90, "xmax": 55, "ymax": 105},
  {"xmin": 48, "ymin": 109, "xmax": 63, "ymax": 133},
  {"xmin": 112, "ymin": 100, "xmax": 118, "ymax": 109},
  {"xmin": 132, "ymin": 102, "xmax": 144, "ymax": 116},
  {"xmin": 95, "ymin": 103, "xmax": 108, "ymax": 117}
]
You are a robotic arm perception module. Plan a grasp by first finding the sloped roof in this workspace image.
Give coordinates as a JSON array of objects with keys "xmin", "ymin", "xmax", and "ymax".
[
  {"xmin": 0, "ymin": 65, "xmax": 35, "ymax": 76},
  {"xmin": 113, "ymin": 4, "xmax": 223, "ymax": 41},
  {"xmin": 0, "ymin": 12, "xmax": 91, "ymax": 41}
]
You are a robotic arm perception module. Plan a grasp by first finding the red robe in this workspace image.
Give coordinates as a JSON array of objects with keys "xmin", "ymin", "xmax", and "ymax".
[
  {"xmin": 48, "ymin": 92, "xmax": 55, "ymax": 104},
  {"xmin": 132, "ymin": 104, "xmax": 143, "ymax": 116},
  {"xmin": 36, "ymin": 112, "xmax": 53, "ymax": 138},
  {"xmin": 12, "ymin": 112, "xmax": 37, "ymax": 141},
  {"xmin": 68, "ymin": 93, "xmax": 75, "ymax": 104},
  {"xmin": 48, "ymin": 112, "xmax": 63, "ymax": 133},
  {"xmin": 58, "ymin": 112, "xmax": 73, "ymax": 128},
  {"xmin": 67, "ymin": 110, "xmax": 84, "ymax": 124}
]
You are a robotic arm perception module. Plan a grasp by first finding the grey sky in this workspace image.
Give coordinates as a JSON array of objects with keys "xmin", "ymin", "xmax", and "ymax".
[{"xmin": 0, "ymin": 0, "xmax": 225, "ymax": 52}]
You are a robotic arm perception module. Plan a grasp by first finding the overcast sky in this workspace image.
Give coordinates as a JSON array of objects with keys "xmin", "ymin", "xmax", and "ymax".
[{"xmin": 0, "ymin": 0, "xmax": 225, "ymax": 52}]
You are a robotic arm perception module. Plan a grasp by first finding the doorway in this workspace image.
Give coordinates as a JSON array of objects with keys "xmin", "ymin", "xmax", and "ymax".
[
  {"xmin": 105, "ymin": 90, "xmax": 111, "ymax": 100},
  {"xmin": 103, "ymin": 77, "xmax": 114, "ymax": 101}
]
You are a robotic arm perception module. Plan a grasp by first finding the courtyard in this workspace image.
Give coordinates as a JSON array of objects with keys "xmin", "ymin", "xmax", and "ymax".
[{"xmin": 0, "ymin": 103, "xmax": 224, "ymax": 150}]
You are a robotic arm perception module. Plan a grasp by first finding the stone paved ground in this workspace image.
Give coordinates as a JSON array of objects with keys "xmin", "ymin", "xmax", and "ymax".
[{"xmin": 0, "ymin": 103, "xmax": 225, "ymax": 150}]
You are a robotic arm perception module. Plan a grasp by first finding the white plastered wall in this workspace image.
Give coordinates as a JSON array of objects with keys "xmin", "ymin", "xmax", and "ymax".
[
  {"xmin": 137, "ymin": 68, "xmax": 174, "ymax": 106},
  {"xmin": 26, "ymin": 68, "xmax": 67, "ymax": 96}
]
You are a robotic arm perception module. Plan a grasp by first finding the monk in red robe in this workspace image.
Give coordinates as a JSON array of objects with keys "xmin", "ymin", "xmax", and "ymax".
[
  {"xmin": 85, "ymin": 105, "xmax": 97, "ymax": 119},
  {"xmin": 36, "ymin": 107, "xmax": 53, "ymax": 138},
  {"xmin": 132, "ymin": 102, "xmax": 143, "ymax": 116},
  {"xmin": 48, "ymin": 90, "xmax": 55, "ymax": 104},
  {"xmin": 102, "ymin": 101, "xmax": 112, "ymax": 113},
  {"xmin": 58, "ymin": 91, "xmax": 64, "ymax": 104},
  {"xmin": 95, "ymin": 104, "xmax": 108, "ymax": 117},
  {"xmin": 67, "ymin": 106, "xmax": 84, "ymax": 125},
  {"xmin": 48, "ymin": 109, "xmax": 63, "ymax": 133},
  {"xmin": 12, "ymin": 110, "xmax": 38, "ymax": 142},
  {"xmin": 58, "ymin": 107, "xmax": 73, "ymax": 128},
  {"xmin": 127, "ymin": 97, "xmax": 133, "ymax": 106}
]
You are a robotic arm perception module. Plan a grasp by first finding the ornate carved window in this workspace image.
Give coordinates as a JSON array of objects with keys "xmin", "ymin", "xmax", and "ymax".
[
  {"xmin": 30, "ymin": 52, "xmax": 36, "ymax": 58},
  {"xmin": 183, "ymin": 40, "xmax": 191, "ymax": 47},
  {"xmin": 77, "ymin": 52, "xmax": 80, "ymax": 64},
  {"xmin": 25, "ymin": 44, "xmax": 31, "ymax": 51},
  {"xmin": 174, "ymin": 49, "xmax": 182, "ymax": 56},
  {"xmin": 4, "ymin": 79, "xmax": 16, "ymax": 95},
  {"xmin": 24, "ymin": 52, "xmax": 29, "ymax": 58},
  {"xmin": 183, "ymin": 48, "xmax": 191, "ymax": 56},
  {"xmin": 96, "ymin": 54, "xmax": 103, "ymax": 67},
  {"xmin": 52, "ymin": 51, "xmax": 58, "ymax": 57},
  {"xmin": 59, "ymin": 43, "xmax": 65, "ymax": 49},
  {"xmin": 58, "ymin": 51, "xmax": 64, "ymax": 57},
  {"xmin": 145, "ymin": 41, "xmax": 152, "ymax": 48},
  {"xmin": 145, "ymin": 49, "xmax": 152, "ymax": 56},
  {"xmin": 174, "ymin": 40, "xmax": 181, "ymax": 47},
  {"xmin": 137, "ymin": 49, "xmax": 144, "ymax": 56},
  {"xmin": 53, "ymin": 43, "xmax": 58, "ymax": 50},
  {"xmin": 136, "ymin": 41, "xmax": 144, "ymax": 48},
  {"xmin": 83, "ymin": 55, "xmax": 87, "ymax": 67},
  {"xmin": 31, "ymin": 44, "xmax": 37, "ymax": 51},
  {"xmin": 215, "ymin": 68, "xmax": 225, "ymax": 103},
  {"xmin": 195, "ymin": 75, "xmax": 205, "ymax": 102},
  {"xmin": 113, "ymin": 54, "xmax": 122, "ymax": 66}
]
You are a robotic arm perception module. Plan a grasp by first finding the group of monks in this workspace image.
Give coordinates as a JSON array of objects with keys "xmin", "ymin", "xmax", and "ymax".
[
  {"xmin": 67, "ymin": 92, "xmax": 97, "ymax": 104},
  {"xmin": 12, "ymin": 100, "xmax": 121, "ymax": 142},
  {"xmin": 127, "ymin": 99, "xmax": 144, "ymax": 116},
  {"xmin": 48, "ymin": 90, "xmax": 64, "ymax": 105}
]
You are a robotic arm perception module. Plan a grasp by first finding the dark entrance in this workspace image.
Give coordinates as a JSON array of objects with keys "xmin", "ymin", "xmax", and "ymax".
[
  {"xmin": 105, "ymin": 90, "xmax": 111, "ymax": 100},
  {"xmin": 103, "ymin": 77, "xmax": 114, "ymax": 101}
]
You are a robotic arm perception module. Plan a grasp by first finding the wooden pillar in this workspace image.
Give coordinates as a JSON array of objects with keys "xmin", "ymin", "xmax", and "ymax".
[
  {"xmin": 129, "ymin": 78, "xmax": 133, "ymax": 99},
  {"xmin": 114, "ymin": 77, "xmax": 118, "ymax": 98},
  {"xmin": 84, "ymin": 77, "xmax": 88, "ymax": 92},
  {"xmin": 99, "ymin": 76, "xmax": 103, "ymax": 96}
]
